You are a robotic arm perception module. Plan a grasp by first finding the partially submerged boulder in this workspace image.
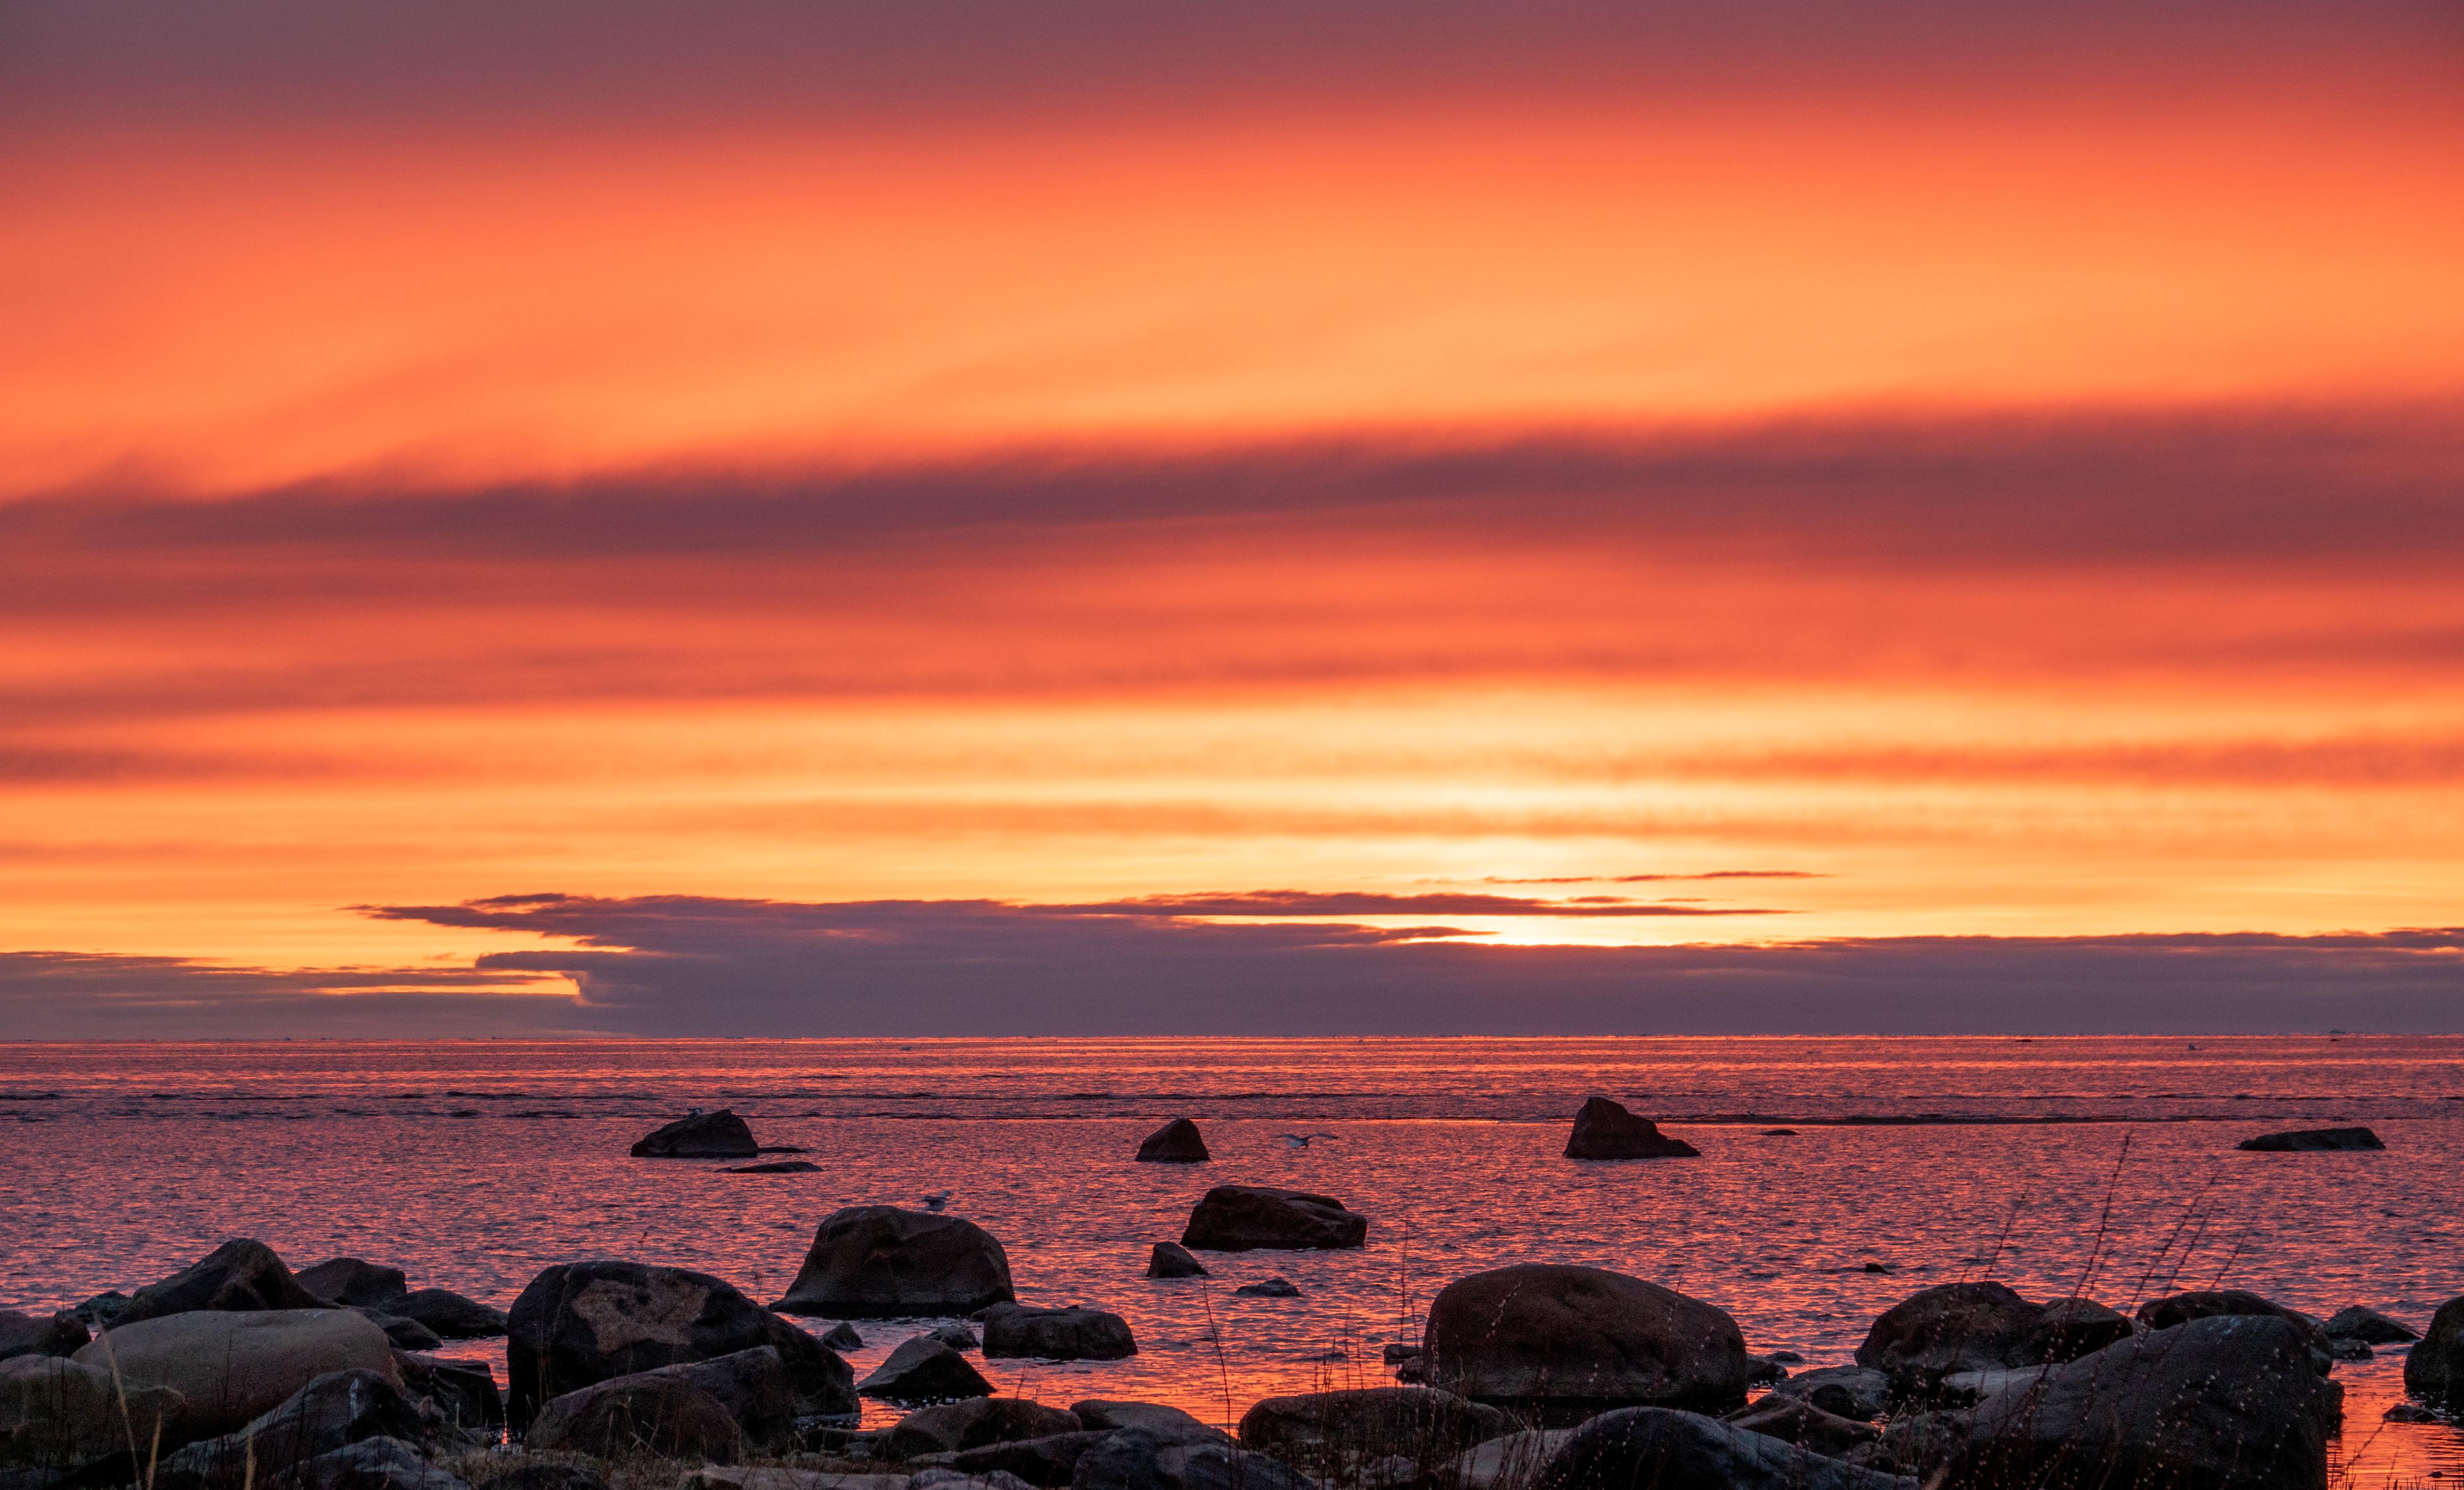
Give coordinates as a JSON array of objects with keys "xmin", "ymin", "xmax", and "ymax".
[
  {"xmin": 114, "ymin": 1240, "xmax": 329, "ymax": 1326},
  {"xmin": 1135, "ymin": 1119, "xmax": 1211, "ymax": 1163},
  {"xmin": 390, "ymin": 1289, "xmax": 507, "ymax": 1339},
  {"xmin": 1423, "ymin": 1264, "xmax": 1750, "ymax": 1418},
  {"xmin": 76, "ymin": 1308, "xmax": 401, "ymax": 1438},
  {"xmin": 505, "ymin": 1260, "xmax": 852, "ymax": 1428},
  {"xmin": 2402, "ymin": 1294, "xmax": 2464, "ymax": 1404},
  {"xmin": 1535, "ymin": 1407, "xmax": 1916, "ymax": 1490},
  {"xmin": 1855, "ymin": 1282, "xmax": 2045, "ymax": 1389},
  {"xmin": 156, "ymin": 1369, "xmax": 437, "ymax": 1490},
  {"xmin": 0, "ymin": 1309, "xmax": 88, "ymax": 1362},
  {"xmin": 631, "ymin": 1110, "xmax": 759, "ymax": 1158},
  {"xmin": 1562, "ymin": 1098, "xmax": 1699, "ymax": 1160},
  {"xmin": 1146, "ymin": 1245, "xmax": 1207, "ymax": 1280},
  {"xmin": 884, "ymin": 1398, "xmax": 1082, "ymax": 1459},
  {"xmin": 775, "ymin": 1207, "xmax": 1017, "ymax": 1318},
  {"xmin": 2323, "ymin": 1305, "xmax": 2417, "ymax": 1344},
  {"xmin": 982, "ymin": 1305, "xmax": 1137, "ymax": 1361},
  {"xmin": 1238, "ymin": 1387, "xmax": 1511, "ymax": 1473},
  {"xmin": 296, "ymin": 1260, "xmax": 410, "ymax": 1309},
  {"xmin": 2236, "ymin": 1126, "xmax": 2383, "ymax": 1152},
  {"xmin": 1180, "ymin": 1187, "xmax": 1366, "ymax": 1251},
  {"xmin": 0, "ymin": 1354, "xmax": 187, "ymax": 1472},
  {"xmin": 526, "ymin": 1374, "xmax": 744, "ymax": 1463},
  {"xmin": 857, "ymin": 1337, "xmax": 992, "ymax": 1404}
]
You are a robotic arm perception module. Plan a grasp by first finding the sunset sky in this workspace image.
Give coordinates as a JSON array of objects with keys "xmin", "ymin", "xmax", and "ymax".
[{"xmin": 4, "ymin": 0, "xmax": 2461, "ymax": 1034}]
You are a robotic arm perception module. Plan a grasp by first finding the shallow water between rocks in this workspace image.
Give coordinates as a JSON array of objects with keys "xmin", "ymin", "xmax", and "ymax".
[{"xmin": 2, "ymin": 1036, "xmax": 2457, "ymax": 1485}]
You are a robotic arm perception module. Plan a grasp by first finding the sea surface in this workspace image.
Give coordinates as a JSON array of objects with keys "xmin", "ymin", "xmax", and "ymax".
[{"xmin": 2, "ymin": 1036, "xmax": 2458, "ymax": 1484}]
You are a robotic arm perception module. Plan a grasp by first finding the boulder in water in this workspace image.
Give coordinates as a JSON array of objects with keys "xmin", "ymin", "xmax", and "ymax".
[
  {"xmin": 1180, "ymin": 1187, "xmax": 1367, "ymax": 1251},
  {"xmin": 1134, "ymin": 1119, "xmax": 1210, "ymax": 1163},
  {"xmin": 0, "ymin": 1308, "xmax": 88, "ymax": 1361},
  {"xmin": 1855, "ymin": 1282, "xmax": 2044, "ymax": 1390},
  {"xmin": 353, "ymin": 1309, "xmax": 444, "ymax": 1352},
  {"xmin": 820, "ymin": 1321, "xmax": 865, "ymax": 1349},
  {"xmin": 297, "ymin": 1260, "xmax": 410, "ymax": 1309},
  {"xmin": 1145, "ymin": 1245, "xmax": 1206, "ymax": 1279},
  {"xmin": 857, "ymin": 1337, "xmax": 992, "ymax": 1404},
  {"xmin": 631, "ymin": 1109, "xmax": 760, "ymax": 1157},
  {"xmin": 775, "ymin": 1207, "xmax": 1018, "ymax": 1318},
  {"xmin": 2133, "ymin": 1290, "xmax": 2331, "ymax": 1368},
  {"xmin": 1236, "ymin": 1387, "xmax": 1511, "ymax": 1473},
  {"xmin": 2324, "ymin": 1305, "xmax": 2417, "ymax": 1344},
  {"xmin": 2025, "ymin": 1295, "xmax": 2133, "ymax": 1362},
  {"xmin": 1233, "ymin": 1278, "xmax": 1299, "ymax": 1298},
  {"xmin": 1561, "ymin": 1098, "xmax": 1699, "ymax": 1160},
  {"xmin": 526, "ymin": 1374, "xmax": 744, "ymax": 1463},
  {"xmin": 76, "ymin": 1308, "xmax": 401, "ymax": 1439},
  {"xmin": 72, "ymin": 1292, "xmax": 131, "ymax": 1330},
  {"xmin": 2402, "ymin": 1294, "xmax": 2464, "ymax": 1404},
  {"xmin": 114, "ymin": 1239, "xmax": 329, "ymax": 1326},
  {"xmin": 981, "ymin": 1305, "xmax": 1136, "ymax": 1361},
  {"xmin": 883, "ymin": 1397, "xmax": 1082, "ymax": 1459},
  {"xmin": 1423, "ymin": 1264, "xmax": 1750, "ymax": 1418},
  {"xmin": 2236, "ymin": 1126, "xmax": 2383, "ymax": 1152},
  {"xmin": 0, "ymin": 1354, "xmax": 188, "ymax": 1472},
  {"xmin": 1534, "ymin": 1407, "xmax": 1915, "ymax": 1490},
  {"xmin": 389, "ymin": 1288, "xmax": 506, "ymax": 1339}
]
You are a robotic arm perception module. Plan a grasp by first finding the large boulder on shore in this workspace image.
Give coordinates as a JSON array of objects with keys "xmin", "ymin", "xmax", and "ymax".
[
  {"xmin": 505, "ymin": 1260, "xmax": 852, "ymax": 1428},
  {"xmin": 1238, "ymin": 1387, "xmax": 1511, "ymax": 1473},
  {"xmin": 775, "ymin": 1206, "xmax": 1017, "ymax": 1318},
  {"xmin": 0, "ymin": 1308, "xmax": 88, "ymax": 1361},
  {"xmin": 1941, "ymin": 1315, "xmax": 2338, "ymax": 1490},
  {"xmin": 296, "ymin": 1259, "xmax": 409, "ymax": 1309},
  {"xmin": 77, "ymin": 1308, "xmax": 401, "ymax": 1439},
  {"xmin": 982, "ymin": 1304, "xmax": 1137, "ymax": 1361},
  {"xmin": 526, "ymin": 1373, "xmax": 744, "ymax": 1463},
  {"xmin": 631, "ymin": 1110, "xmax": 760, "ymax": 1158},
  {"xmin": 1855, "ymin": 1282, "xmax": 2045, "ymax": 1388},
  {"xmin": 1423, "ymin": 1264, "xmax": 1750, "ymax": 1418},
  {"xmin": 1180, "ymin": 1187, "xmax": 1366, "ymax": 1251},
  {"xmin": 1535, "ymin": 1407, "xmax": 1916, "ymax": 1490},
  {"xmin": 885, "ymin": 1398, "xmax": 1083, "ymax": 1459},
  {"xmin": 2134, "ymin": 1290, "xmax": 2331, "ymax": 1368},
  {"xmin": 1071, "ymin": 1427, "xmax": 1311, "ymax": 1490},
  {"xmin": 390, "ymin": 1289, "xmax": 507, "ymax": 1339},
  {"xmin": 155, "ymin": 1369, "xmax": 439, "ymax": 1490},
  {"xmin": 0, "ymin": 1354, "xmax": 188, "ymax": 1471},
  {"xmin": 858, "ymin": 1337, "xmax": 993, "ymax": 1403},
  {"xmin": 2236, "ymin": 1126, "xmax": 2382, "ymax": 1152},
  {"xmin": 1136, "ymin": 1119, "xmax": 1210, "ymax": 1163},
  {"xmin": 1562, "ymin": 1098, "xmax": 1699, "ymax": 1160},
  {"xmin": 114, "ymin": 1239, "xmax": 330, "ymax": 1327},
  {"xmin": 529, "ymin": 1348, "xmax": 796, "ymax": 1455},
  {"xmin": 2402, "ymin": 1294, "xmax": 2464, "ymax": 1403}
]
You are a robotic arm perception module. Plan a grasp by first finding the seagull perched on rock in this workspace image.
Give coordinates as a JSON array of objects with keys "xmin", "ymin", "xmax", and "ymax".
[
  {"xmin": 920, "ymin": 1191, "xmax": 952, "ymax": 1212},
  {"xmin": 1278, "ymin": 1133, "xmax": 1337, "ymax": 1149}
]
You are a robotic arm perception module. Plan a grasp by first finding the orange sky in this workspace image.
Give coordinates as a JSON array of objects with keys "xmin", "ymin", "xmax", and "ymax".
[{"xmin": 3, "ymin": 0, "xmax": 2460, "ymax": 1027}]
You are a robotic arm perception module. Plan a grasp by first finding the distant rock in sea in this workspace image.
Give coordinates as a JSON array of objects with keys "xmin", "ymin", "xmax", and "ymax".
[
  {"xmin": 1134, "ymin": 1118, "xmax": 1211, "ymax": 1163},
  {"xmin": 1563, "ymin": 1098, "xmax": 1699, "ymax": 1160},
  {"xmin": 631, "ymin": 1110, "xmax": 760, "ymax": 1158},
  {"xmin": 2236, "ymin": 1126, "xmax": 2384, "ymax": 1152},
  {"xmin": 774, "ymin": 1207, "xmax": 1016, "ymax": 1318}
]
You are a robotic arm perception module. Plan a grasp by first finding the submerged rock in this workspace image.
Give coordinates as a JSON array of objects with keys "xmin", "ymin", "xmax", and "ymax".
[
  {"xmin": 820, "ymin": 1321, "xmax": 865, "ymax": 1350},
  {"xmin": 1233, "ymin": 1278, "xmax": 1300, "ymax": 1298},
  {"xmin": 1145, "ymin": 1245, "xmax": 1207, "ymax": 1280},
  {"xmin": 2324, "ymin": 1305, "xmax": 2418, "ymax": 1344},
  {"xmin": 76, "ymin": 1308, "xmax": 402, "ymax": 1439},
  {"xmin": 1180, "ymin": 1187, "xmax": 1367, "ymax": 1251},
  {"xmin": 1535, "ymin": 1407, "xmax": 1915, "ymax": 1490},
  {"xmin": 1561, "ymin": 1098, "xmax": 1700, "ymax": 1160},
  {"xmin": 1135, "ymin": 1119, "xmax": 1211, "ymax": 1163},
  {"xmin": 776, "ymin": 1207, "xmax": 1018, "ymax": 1318},
  {"xmin": 857, "ymin": 1337, "xmax": 992, "ymax": 1404},
  {"xmin": 1423, "ymin": 1264, "xmax": 1750, "ymax": 1418},
  {"xmin": 981, "ymin": 1305, "xmax": 1136, "ymax": 1361},
  {"xmin": 725, "ymin": 1160, "xmax": 822, "ymax": 1174},
  {"xmin": 631, "ymin": 1109, "xmax": 759, "ymax": 1158},
  {"xmin": 296, "ymin": 1260, "xmax": 410, "ymax": 1309},
  {"xmin": 0, "ymin": 1309, "xmax": 88, "ymax": 1362},
  {"xmin": 2403, "ymin": 1294, "xmax": 2464, "ymax": 1404},
  {"xmin": 114, "ymin": 1239, "xmax": 330, "ymax": 1326},
  {"xmin": 2236, "ymin": 1126, "xmax": 2384, "ymax": 1152}
]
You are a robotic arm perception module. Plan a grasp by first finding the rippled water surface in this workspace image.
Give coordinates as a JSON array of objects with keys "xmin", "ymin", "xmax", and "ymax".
[{"xmin": 3, "ymin": 1037, "xmax": 2458, "ymax": 1483}]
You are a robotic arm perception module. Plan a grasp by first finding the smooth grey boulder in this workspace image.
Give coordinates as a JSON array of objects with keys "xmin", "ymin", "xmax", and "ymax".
[
  {"xmin": 263, "ymin": 1437, "xmax": 471, "ymax": 1490},
  {"xmin": 1068, "ymin": 1402, "xmax": 1230, "ymax": 1444},
  {"xmin": 156, "ymin": 1369, "xmax": 439, "ymax": 1490},
  {"xmin": 505, "ymin": 1260, "xmax": 852, "ymax": 1428},
  {"xmin": 296, "ymin": 1260, "xmax": 410, "ymax": 1309},
  {"xmin": 2236, "ymin": 1126, "xmax": 2382, "ymax": 1152},
  {"xmin": 1942, "ymin": 1315, "xmax": 2339, "ymax": 1490},
  {"xmin": 2323, "ymin": 1305, "xmax": 2417, "ymax": 1343},
  {"xmin": 1135, "ymin": 1119, "xmax": 1210, "ymax": 1163},
  {"xmin": 1180, "ymin": 1187, "xmax": 1366, "ymax": 1251},
  {"xmin": 115, "ymin": 1240, "xmax": 330, "ymax": 1327},
  {"xmin": 1723, "ymin": 1392, "xmax": 1882, "ymax": 1456},
  {"xmin": 0, "ymin": 1354, "xmax": 187, "ymax": 1472},
  {"xmin": 1562, "ymin": 1098, "xmax": 1699, "ymax": 1160},
  {"xmin": 1769, "ymin": 1365, "xmax": 1892, "ymax": 1421},
  {"xmin": 1145, "ymin": 1245, "xmax": 1206, "ymax": 1280},
  {"xmin": 394, "ymin": 1351, "xmax": 501, "ymax": 1434},
  {"xmin": 76, "ymin": 1309, "xmax": 401, "ymax": 1439},
  {"xmin": 393, "ymin": 1289, "xmax": 507, "ymax": 1339},
  {"xmin": 631, "ymin": 1110, "xmax": 759, "ymax": 1158},
  {"xmin": 0, "ymin": 1310, "xmax": 87, "ymax": 1362},
  {"xmin": 1070, "ymin": 1427, "xmax": 1310, "ymax": 1490},
  {"xmin": 1423, "ymin": 1264, "xmax": 1750, "ymax": 1418},
  {"xmin": 2403, "ymin": 1294, "xmax": 2464, "ymax": 1403},
  {"xmin": 1534, "ymin": 1408, "xmax": 1916, "ymax": 1490},
  {"xmin": 525, "ymin": 1374, "xmax": 744, "ymax": 1463},
  {"xmin": 857, "ymin": 1338, "xmax": 992, "ymax": 1404},
  {"xmin": 885, "ymin": 1399, "xmax": 1083, "ymax": 1459},
  {"xmin": 776, "ymin": 1207, "xmax": 1017, "ymax": 1318},
  {"xmin": 982, "ymin": 1305, "xmax": 1136, "ymax": 1361},
  {"xmin": 1237, "ymin": 1387, "xmax": 1511, "ymax": 1473}
]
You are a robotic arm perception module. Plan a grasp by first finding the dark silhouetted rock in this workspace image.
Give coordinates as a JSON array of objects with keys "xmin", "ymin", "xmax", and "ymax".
[
  {"xmin": 1135, "ymin": 1119, "xmax": 1210, "ymax": 1163},
  {"xmin": 352, "ymin": 1310, "xmax": 443, "ymax": 1352},
  {"xmin": 1180, "ymin": 1187, "xmax": 1366, "ymax": 1251},
  {"xmin": 1423, "ymin": 1264, "xmax": 1750, "ymax": 1419},
  {"xmin": 1769, "ymin": 1365, "xmax": 1891, "ymax": 1421},
  {"xmin": 776, "ymin": 1207, "xmax": 1017, "ymax": 1318},
  {"xmin": 725, "ymin": 1160, "xmax": 821, "ymax": 1174},
  {"xmin": 478, "ymin": 1461, "xmax": 611, "ymax": 1490},
  {"xmin": 947, "ymin": 1432, "xmax": 1112, "ymax": 1487},
  {"xmin": 2134, "ymin": 1290, "xmax": 2331, "ymax": 1369},
  {"xmin": 71, "ymin": 1293, "xmax": 130, "ymax": 1329},
  {"xmin": 1146, "ymin": 1245, "xmax": 1206, "ymax": 1279},
  {"xmin": 885, "ymin": 1398, "xmax": 1083, "ymax": 1459},
  {"xmin": 297, "ymin": 1260, "xmax": 409, "ymax": 1309},
  {"xmin": 505, "ymin": 1260, "xmax": 852, "ymax": 1428},
  {"xmin": 532, "ymin": 1348, "xmax": 796, "ymax": 1454},
  {"xmin": 1071, "ymin": 1427, "xmax": 1310, "ymax": 1490},
  {"xmin": 2025, "ymin": 1295, "xmax": 2133, "ymax": 1362},
  {"xmin": 820, "ymin": 1322, "xmax": 864, "ymax": 1349},
  {"xmin": 1561, "ymin": 1098, "xmax": 1699, "ymax": 1160},
  {"xmin": 1855, "ymin": 1282, "xmax": 2044, "ymax": 1389},
  {"xmin": 982, "ymin": 1305, "xmax": 1136, "ymax": 1361},
  {"xmin": 857, "ymin": 1338, "xmax": 992, "ymax": 1404},
  {"xmin": 392, "ymin": 1289, "xmax": 506, "ymax": 1340},
  {"xmin": 0, "ymin": 1309, "xmax": 87, "ymax": 1362},
  {"xmin": 1068, "ymin": 1402, "xmax": 1229, "ymax": 1444},
  {"xmin": 115, "ymin": 1240, "xmax": 330, "ymax": 1327},
  {"xmin": 1942, "ymin": 1315, "xmax": 2338, "ymax": 1490},
  {"xmin": 1440, "ymin": 1429, "xmax": 1573, "ymax": 1490},
  {"xmin": 1233, "ymin": 1278, "xmax": 1299, "ymax": 1298},
  {"xmin": 2385, "ymin": 1402, "xmax": 2439, "ymax": 1423},
  {"xmin": 395, "ymin": 1351, "xmax": 501, "ymax": 1434},
  {"xmin": 526, "ymin": 1374, "xmax": 744, "ymax": 1462},
  {"xmin": 631, "ymin": 1110, "xmax": 759, "ymax": 1158},
  {"xmin": 1723, "ymin": 1394, "xmax": 1883, "ymax": 1457},
  {"xmin": 0, "ymin": 1354, "xmax": 188, "ymax": 1473},
  {"xmin": 158, "ymin": 1369, "xmax": 439, "ymax": 1490},
  {"xmin": 264, "ymin": 1437, "xmax": 470, "ymax": 1490},
  {"xmin": 2237, "ymin": 1126, "xmax": 2383, "ymax": 1152},
  {"xmin": 2324, "ymin": 1305, "xmax": 2418, "ymax": 1344},
  {"xmin": 1238, "ymin": 1387, "xmax": 1511, "ymax": 1473},
  {"xmin": 2403, "ymin": 1294, "xmax": 2464, "ymax": 1404},
  {"xmin": 1744, "ymin": 1354, "xmax": 1786, "ymax": 1386},
  {"xmin": 77, "ymin": 1309, "xmax": 402, "ymax": 1438},
  {"xmin": 1534, "ymin": 1407, "xmax": 1914, "ymax": 1490},
  {"xmin": 932, "ymin": 1322, "xmax": 980, "ymax": 1349}
]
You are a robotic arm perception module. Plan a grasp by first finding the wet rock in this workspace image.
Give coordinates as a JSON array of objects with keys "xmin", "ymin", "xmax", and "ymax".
[
  {"xmin": 2236, "ymin": 1126, "xmax": 2384, "ymax": 1152},
  {"xmin": 1534, "ymin": 1407, "xmax": 1915, "ymax": 1490},
  {"xmin": 1067, "ymin": 1403, "xmax": 1229, "ymax": 1444},
  {"xmin": 1854, "ymin": 1282, "xmax": 2044, "ymax": 1389},
  {"xmin": 776, "ymin": 1207, "xmax": 1017, "ymax": 1318},
  {"xmin": 725, "ymin": 1160, "xmax": 821, "ymax": 1174},
  {"xmin": 1238, "ymin": 1387, "xmax": 1511, "ymax": 1473},
  {"xmin": 1145, "ymin": 1245, "xmax": 1206, "ymax": 1280},
  {"xmin": 1744, "ymin": 1355, "xmax": 1786, "ymax": 1386},
  {"xmin": 932, "ymin": 1324, "xmax": 980, "ymax": 1350},
  {"xmin": 0, "ymin": 1354, "xmax": 187, "ymax": 1472},
  {"xmin": 2384, "ymin": 1402, "xmax": 2439, "ymax": 1423},
  {"xmin": 1135, "ymin": 1119, "xmax": 1210, "ymax": 1163},
  {"xmin": 822, "ymin": 1322, "xmax": 866, "ymax": 1350},
  {"xmin": 1069, "ymin": 1427, "xmax": 1310, "ymax": 1490},
  {"xmin": 1722, "ymin": 1394, "xmax": 1883, "ymax": 1457},
  {"xmin": 70, "ymin": 1293, "xmax": 129, "ymax": 1330},
  {"xmin": 1232, "ymin": 1279, "xmax": 1300, "ymax": 1298},
  {"xmin": 630, "ymin": 1109, "xmax": 759, "ymax": 1158},
  {"xmin": 114, "ymin": 1240, "xmax": 330, "ymax": 1327},
  {"xmin": 1561, "ymin": 1098, "xmax": 1699, "ymax": 1160},
  {"xmin": 2402, "ymin": 1294, "xmax": 2464, "ymax": 1404},
  {"xmin": 296, "ymin": 1260, "xmax": 410, "ymax": 1309},
  {"xmin": 884, "ymin": 1399, "xmax": 1082, "ymax": 1459},
  {"xmin": 157, "ymin": 1369, "xmax": 439, "ymax": 1490},
  {"xmin": 1769, "ymin": 1365, "xmax": 1891, "ymax": 1421},
  {"xmin": 2133, "ymin": 1290, "xmax": 2332, "ymax": 1369},
  {"xmin": 1942, "ymin": 1315, "xmax": 2338, "ymax": 1490},
  {"xmin": 982, "ymin": 1305, "xmax": 1136, "ymax": 1361},
  {"xmin": 1423, "ymin": 1264, "xmax": 1750, "ymax": 1419},
  {"xmin": 0, "ymin": 1310, "xmax": 87, "ymax": 1362},
  {"xmin": 857, "ymin": 1338, "xmax": 992, "ymax": 1405},
  {"xmin": 389, "ymin": 1289, "xmax": 507, "ymax": 1339},
  {"xmin": 525, "ymin": 1373, "xmax": 744, "ymax": 1463},
  {"xmin": 2331, "ymin": 1338, "xmax": 2374, "ymax": 1362},
  {"xmin": 352, "ymin": 1310, "xmax": 444, "ymax": 1352},
  {"xmin": 75, "ymin": 1308, "xmax": 401, "ymax": 1438},
  {"xmin": 393, "ymin": 1351, "xmax": 501, "ymax": 1435},
  {"xmin": 1180, "ymin": 1187, "xmax": 1367, "ymax": 1252},
  {"xmin": 505, "ymin": 1260, "xmax": 853, "ymax": 1428},
  {"xmin": 1436, "ymin": 1429, "xmax": 1574, "ymax": 1490},
  {"xmin": 2324, "ymin": 1305, "xmax": 2418, "ymax": 1344}
]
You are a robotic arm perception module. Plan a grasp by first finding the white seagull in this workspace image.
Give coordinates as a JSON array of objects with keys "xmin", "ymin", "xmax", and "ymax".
[{"xmin": 920, "ymin": 1191, "xmax": 952, "ymax": 1212}]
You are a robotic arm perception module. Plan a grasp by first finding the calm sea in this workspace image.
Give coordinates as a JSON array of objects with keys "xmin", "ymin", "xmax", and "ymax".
[{"xmin": 3, "ymin": 1037, "xmax": 2457, "ymax": 1483}]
